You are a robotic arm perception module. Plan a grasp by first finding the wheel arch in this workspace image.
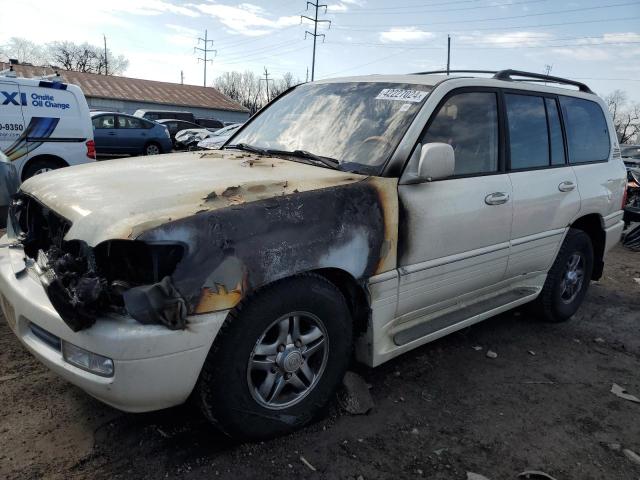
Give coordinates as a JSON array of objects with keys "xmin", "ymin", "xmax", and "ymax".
[
  {"xmin": 311, "ymin": 267, "xmax": 371, "ymax": 337},
  {"xmin": 569, "ymin": 213, "xmax": 605, "ymax": 280},
  {"xmin": 21, "ymin": 154, "xmax": 68, "ymax": 181}
]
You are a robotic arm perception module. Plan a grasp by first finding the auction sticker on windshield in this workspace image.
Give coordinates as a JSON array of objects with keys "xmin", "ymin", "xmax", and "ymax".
[{"xmin": 376, "ymin": 88, "xmax": 428, "ymax": 103}]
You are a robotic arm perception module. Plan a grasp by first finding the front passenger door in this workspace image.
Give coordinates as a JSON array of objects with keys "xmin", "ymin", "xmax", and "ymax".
[{"xmin": 397, "ymin": 90, "xmax": 513, "ymax": 321}]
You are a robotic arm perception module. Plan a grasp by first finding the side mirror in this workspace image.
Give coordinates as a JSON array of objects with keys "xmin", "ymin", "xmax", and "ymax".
[{"xmin": 418, "ymin": 143, "xmax": 455, "ymax": 181}]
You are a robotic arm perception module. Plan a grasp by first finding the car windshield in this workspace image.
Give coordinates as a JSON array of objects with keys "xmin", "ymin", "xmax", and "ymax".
[{"xmin": 228, "ymin": 82, "xmax": 431, "ymax": 173}]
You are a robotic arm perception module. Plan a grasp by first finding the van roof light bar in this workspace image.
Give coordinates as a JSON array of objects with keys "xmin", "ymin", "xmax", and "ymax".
[{"xmin": 493, "ymin": 69, "xmax": 592, "ymax": 93}]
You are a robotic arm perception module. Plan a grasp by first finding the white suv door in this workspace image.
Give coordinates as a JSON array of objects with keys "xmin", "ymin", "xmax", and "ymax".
[
  {"xmin": 397, "ymin": 89, "xmax": 513, "ymax": 324},
  {"xmin": 504, "ymin": 93, "xmax": 580, "ymax": 278}
]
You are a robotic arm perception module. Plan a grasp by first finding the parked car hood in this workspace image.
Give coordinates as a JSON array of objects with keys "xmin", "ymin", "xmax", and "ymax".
[{"xmin": 20, "ymin": 150, "xmax": 368, "ymax": 246}]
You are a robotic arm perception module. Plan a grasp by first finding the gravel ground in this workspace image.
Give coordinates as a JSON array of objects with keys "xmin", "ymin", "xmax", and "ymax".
[{"xmin": 1, "ymin": 245, "xmax": 638, "ymax": 480}]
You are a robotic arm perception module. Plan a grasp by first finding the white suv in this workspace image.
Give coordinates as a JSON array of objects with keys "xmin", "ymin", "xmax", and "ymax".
[{"xmin": 0, "ymin": 70, "xmax": 626, "ymax": 440}]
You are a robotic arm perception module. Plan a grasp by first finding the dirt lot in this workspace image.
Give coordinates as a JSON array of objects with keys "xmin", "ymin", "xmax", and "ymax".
[{"xmin": 1, "ymin": 245, "xmax": 638, "ymax": 480}]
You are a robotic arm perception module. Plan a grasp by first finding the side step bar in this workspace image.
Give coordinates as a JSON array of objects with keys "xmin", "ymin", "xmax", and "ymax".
[{"xmin": 393, "ymin": 287, "xmax": 539, "ymax": 346}]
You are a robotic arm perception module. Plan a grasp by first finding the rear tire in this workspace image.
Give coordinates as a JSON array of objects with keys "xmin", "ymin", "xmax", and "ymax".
[
  {"xmin": 196, "ymin": 274, "xmax": 352, "ymax": 441},
  {"xmin": 22, "ymin": 157, "xmax": 65, "ymax": 180},
  {"xmin": 143, "ymin": 142, "xmax": 161, "ymax": 155},
  {"xmin": 536, "ymin": 228, "xmax": 594, "ymax": 323}
]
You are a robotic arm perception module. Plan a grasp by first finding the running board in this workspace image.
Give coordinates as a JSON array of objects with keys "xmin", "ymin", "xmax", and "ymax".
[{"xmin": 393, "ymin": 287, "xmax": 539, "ymax": 346}]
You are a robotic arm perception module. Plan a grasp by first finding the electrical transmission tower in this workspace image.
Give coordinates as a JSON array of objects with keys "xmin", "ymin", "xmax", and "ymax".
[
  {"xmin": 301, "ymin": 1, "xmax": 331, "ymax": 82},
  {"xmin": 194, "ymin": 29, "xmax": 216, "ymax": 87},
  {"xmin": 261, "ymin": 67, "xmax": 274, "ymax": 101}
]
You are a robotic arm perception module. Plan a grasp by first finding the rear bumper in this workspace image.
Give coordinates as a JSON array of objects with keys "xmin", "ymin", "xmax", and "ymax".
[{"xmin": 0, "ymin": 238, "xmax": 228, "ymax": 412}]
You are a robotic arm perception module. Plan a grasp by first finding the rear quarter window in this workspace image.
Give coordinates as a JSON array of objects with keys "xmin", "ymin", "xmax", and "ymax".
[{"xmin": 559, "ymin": 97, "xmax": 610, "ymax": 163}]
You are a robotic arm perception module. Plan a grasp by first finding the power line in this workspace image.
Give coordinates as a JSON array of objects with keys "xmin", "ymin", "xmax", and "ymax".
[
  {"xmin": 329, "ymin": 0, "xmax": 551, "ymax": 15},
  {"xmin": 333, "ymin": 15, "xmax": 640, "ymax": 33},
  {"xmin": 335, "ymin": 1, "xmax": 640, "ymax": 28},
  {"xmin": 302, "ymin": 1, "xmax": 332, "ymax": 81},
  {"xmin": 194, "ymin": 29, "xmax": 216, "ymax": 87}
]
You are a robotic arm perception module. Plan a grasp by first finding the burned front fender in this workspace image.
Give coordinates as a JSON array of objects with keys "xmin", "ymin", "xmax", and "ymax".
[{"xmin": 137, "ymin": 177, "xmax": 398, "ymax": 315}]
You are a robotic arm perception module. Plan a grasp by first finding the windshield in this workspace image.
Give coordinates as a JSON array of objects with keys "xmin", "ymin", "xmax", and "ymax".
[{"xmin": 229, "ymin": 82, "xmax": 431, "ymax": 173}]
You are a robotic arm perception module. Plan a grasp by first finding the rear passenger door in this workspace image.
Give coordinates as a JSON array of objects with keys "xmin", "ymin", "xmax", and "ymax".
[
  {"xmin": 92, "ymin": 114, "xmax": 119, "ymax": 153},
  {"xmin": 504, "ymin": 92, "xmax": 580, "ymax": 278}
]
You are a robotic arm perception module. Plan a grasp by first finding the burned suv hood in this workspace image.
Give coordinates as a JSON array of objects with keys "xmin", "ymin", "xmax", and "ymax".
[{"xmin": 20, "ymin": 150, "xmax": 366, "ymax": 246}]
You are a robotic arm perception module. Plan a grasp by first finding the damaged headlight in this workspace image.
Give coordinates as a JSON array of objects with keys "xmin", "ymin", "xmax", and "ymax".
[
  {"xmin": 36, "ymin": 240, "xmax": 186, "ymax": 332},
  {"xmin": 62, "ymin": 341, "xmax": 114, "ymax": 377}
]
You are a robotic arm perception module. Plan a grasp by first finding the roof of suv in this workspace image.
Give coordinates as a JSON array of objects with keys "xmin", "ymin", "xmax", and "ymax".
[{"xmin": 316, "ymin": 71, "xmax": 595, "ymax": 99}]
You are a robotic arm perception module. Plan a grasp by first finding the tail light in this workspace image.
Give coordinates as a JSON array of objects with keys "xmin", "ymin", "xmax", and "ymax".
[{"xmin": 86, "ymin": 140, "xmax": 96, "ymax": 159}]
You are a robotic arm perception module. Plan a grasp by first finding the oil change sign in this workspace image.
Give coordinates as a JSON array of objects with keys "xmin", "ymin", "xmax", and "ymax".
[{"xmin": 376, "ymin": 88, "xmax": 428, "ymax": 103}]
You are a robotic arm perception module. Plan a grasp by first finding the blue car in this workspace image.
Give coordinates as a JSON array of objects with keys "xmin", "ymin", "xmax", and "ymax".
[{"xmin": 91, "ymin": 112, "xmax": 173, "ymax": 156}]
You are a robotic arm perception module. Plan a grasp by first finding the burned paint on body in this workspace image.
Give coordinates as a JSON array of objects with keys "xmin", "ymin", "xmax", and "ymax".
[
  {"xmin": 11, "ymin": 151, "xmax": 399, "ymax": 329},
  {"xmin": 138, "ymin": 178, "xmax": 396, "ymax": 314}
]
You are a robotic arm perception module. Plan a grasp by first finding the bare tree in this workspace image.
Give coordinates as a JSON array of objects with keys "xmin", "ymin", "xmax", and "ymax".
[
  {"xmin": 215, "ymin": 71, "xmax": 300, "ymax": 114},
  {"xmin": 0, "ymin": 37, "xmax": 47, "ymax": 65},
  {"xmin": 604, "ymin": 89, "xmax": 640, "ymax": 144},
  {"xmin": 270, "ymin": 72, "xmax": 300, "ymax": 100},
  {"xmin": 0, "ymin": 37, "xmax": 128, "ymax": 75}
]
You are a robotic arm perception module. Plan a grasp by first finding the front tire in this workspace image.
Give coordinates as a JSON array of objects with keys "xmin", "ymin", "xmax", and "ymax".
[
  {"xmin": 536, "ymin": 228, "xmax": 594, "ymax": 322},
  {"xmin": 196, "ymin": 274, "xmax": 352, "ymax": 440}
]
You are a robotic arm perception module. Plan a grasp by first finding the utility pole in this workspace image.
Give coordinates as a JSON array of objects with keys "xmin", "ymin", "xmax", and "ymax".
[
  {"xmin": 306, "ymin": 67, "xmax": 309, "ymax": 83},
  {"xmin": 194, "ymin": 29, "xmax": 216, "ymax": 87},
  {"xmin": 446, "ymin": 35, "xmax": 451, "ymax": 75},
  {"xmin": 103, "ymin": 34, "xmax": 108, "ymax": 75},
  {"xmin": 543, "ymin": 64, "xmax": 552, "ymax": 85},
  {"xmin": 301, "ymin": 1, "xmax": 331, "ymax": 81},
  {"xmin": 261, "ymin": 66, "xmax": 274, "ymax": 101},
  {"xmin": 180, "ymin": 70, "xmax": 184, "ymax": 85}
]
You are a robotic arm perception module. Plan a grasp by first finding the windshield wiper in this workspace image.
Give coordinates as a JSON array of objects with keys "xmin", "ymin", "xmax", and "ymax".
[
  {"xmin": 266, "ymin": 149, "xmax": 340, "ymax": 169},
  {"xmin": 225, "ymin": 143, "xmax": 268, "ymax": 155}
]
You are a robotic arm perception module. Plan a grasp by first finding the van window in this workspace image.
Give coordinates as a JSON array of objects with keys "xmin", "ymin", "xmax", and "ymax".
[
  {"xmin": 92, "ymin": 115, "xmax": 115, "ymax": 129},
  {"xmin": 546, "ymin": 98, "xmax": 566, "ymax": 165},
  {"xmin": 559, "ymin": 97, "xmax": 610, "ymax": 163},
  {"xmin": 505, "ymin": 94, "xmax": 549, "ymax": 169},
  {"xmin": 422, "ymin": 91, "xmax": 498, "ymax": 176}
]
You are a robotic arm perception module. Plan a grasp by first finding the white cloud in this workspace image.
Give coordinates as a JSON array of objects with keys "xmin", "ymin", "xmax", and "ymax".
[
  {"xmin": 164, "ymin": 24, "xmax": 199, "ymax": 47},
  {"xmin": 551, "ymin": 47, "xmax": 613, "ymax": 61},
  {"xmin": 192, "ymin": 3, "xmax": 300, "ymax": 37},
  {"xmin": 327, "ymin": 4, "xmax": 349, "ymax": 12},
  {"xmin": 457, "ymin": 31, "xmax": 553, "ymax": 47},
  {"xmin": 107, "ymin": 0, "xmax": 200, "ymax": 17},
  {"xmin": 379, "ymin": 27, "xmax": 435, "ymax": 43}
]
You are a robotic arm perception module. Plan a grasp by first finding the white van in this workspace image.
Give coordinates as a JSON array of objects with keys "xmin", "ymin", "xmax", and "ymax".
[{"xmin": 0, "ymin": 69, "xmax": 95, "ymax": 180}]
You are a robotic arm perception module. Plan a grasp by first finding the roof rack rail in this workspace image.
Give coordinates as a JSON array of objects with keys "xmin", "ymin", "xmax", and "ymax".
[
  {"xmin": 412, "ymin": 70, "xmax": 497, "ymax": 75},
  {"xmin": 410, "ymin": 68, "xmax": 593, "ymax": 94},
  {"xmin": 493, "ymin": 69, "xmax": 592, "ymax": 93}
]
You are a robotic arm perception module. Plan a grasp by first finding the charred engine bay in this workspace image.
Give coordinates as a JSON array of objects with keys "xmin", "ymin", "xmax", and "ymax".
[{"xmin": 11, "ymin": 194, "xmax": 185, "ymax": 331}]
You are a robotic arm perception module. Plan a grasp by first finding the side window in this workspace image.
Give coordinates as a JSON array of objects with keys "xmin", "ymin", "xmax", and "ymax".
[
  {"xmin": 422, "ymin": 91, "xmax": 499, "ymax": 176},
  {"xmin": 92, "ymin": 115, "xmax": 115, "ymax": 129},
  {"xmin": 505, "ymin": 94, "xmax": 549, "ymax": 169},
  {"xmin": 559, "ymin": 96, "xmax": 610, "ymax": 163},
  {"xmin": 117, "ymin": 116, "xmax": 143, "ymax": 129},
  {"xmin": 545, "ymin": 98, "xmax": 566, "ymax": 165}
]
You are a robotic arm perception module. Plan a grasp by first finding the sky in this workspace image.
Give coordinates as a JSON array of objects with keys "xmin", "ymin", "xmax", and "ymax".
[{"xmin": 1, "ymin": 0, "xmax": 639, "ymax": 100}]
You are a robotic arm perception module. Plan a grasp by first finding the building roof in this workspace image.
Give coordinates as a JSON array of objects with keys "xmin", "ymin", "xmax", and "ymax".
[{"xmin": 3, "ymin": 63, "xmax": 249, "ymax": 113}]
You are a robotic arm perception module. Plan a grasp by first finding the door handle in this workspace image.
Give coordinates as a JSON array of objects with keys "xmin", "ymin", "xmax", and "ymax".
[
  {"xmin": 107, "ymin": 132, "xmax": 116, "ymax": 136},
  {"xmin": 485, "ymin": 192, "xmax": 510, "ymax": 205},
  {"xmin": 558, "ymin": 181, "xmax": 576, "ymax": 192}
]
